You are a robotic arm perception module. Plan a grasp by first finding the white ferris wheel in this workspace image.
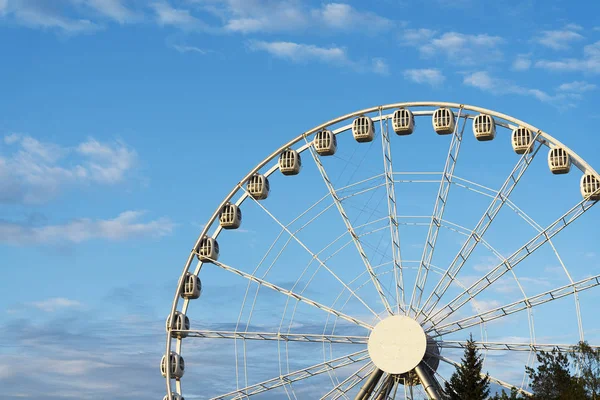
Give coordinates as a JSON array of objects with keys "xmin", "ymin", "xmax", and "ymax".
[{"xmin": 163, "ymin": 102, "xmax": 600, "ymax": 400}]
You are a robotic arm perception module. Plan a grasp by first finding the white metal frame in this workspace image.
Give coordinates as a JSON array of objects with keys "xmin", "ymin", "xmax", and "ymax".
[{"xmin": 165, "ymin": 102, "xmax": 600, "ymax": 400}]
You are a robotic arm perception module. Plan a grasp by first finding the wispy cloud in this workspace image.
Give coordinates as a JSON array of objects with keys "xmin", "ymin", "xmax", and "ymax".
[
  {"xmin": 512, "ymin": 54, "xmax": 532, "ymax": 71},
  {"xmin": 312, "ymin": 3, "xmax": 392, "ymax": 33},
  {"xmin": 84, "ymin": 0, "xmax": 139, "ymax": 24},
  {"xmin": 536, "ymin": 40, "xmax": 600, "ymax": 74},
  {"xmin": 170, "ymin": 43, "xmax": 210, "ymax": 54},
  {"xmin": 0, "ymin": 134, "xmax": 137, "ymax": 204},
  {"xmin": 535, "ymin": 28, "xmax": 584, "ymax": 50},
  {"xmin": 29, "ymin": 297, "xmax": 82, "ymax": 312},
  {"xmin": 0, "ymin": 210, "xmax": 174, "ymax": 245},
  {"xmin": 248, "ymin": 40, "xmax": 388, "ymax": 75},
  {"xmin": 1, "ymin": 0, "xmax": 98, "ymax": 33},
  {"xmin": 558, "ymin": 81, "xmax": 597, "ymax": 93},
  {"xmin": 463, "ymin": 71, "xmax": 579, "ymax": 107},
  {"xmin": 403, "ymin": 68, "xmax": 445, "ymax": 86},
  {"xmin": 151, "ymin": 1, "xmax": 206, "ymax": 30},
  {"xmin": 402, "ymin": 29, "xmax": 504, "ymax": 65}
]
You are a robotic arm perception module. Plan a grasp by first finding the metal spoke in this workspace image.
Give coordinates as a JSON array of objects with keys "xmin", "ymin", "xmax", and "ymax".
[
  {"xmin": 181, "ymin": 330, "xmax": 369, "ymax": 344},
  {"xmin": 210, "ymin": 259, "xmax": 373, "ymax": 330},
  {"xmin": 433, "ymin": 352, "xmax": 532, "ymax": 396},
  {"xmin": 410, "ymin": 107, "xmax": 466, "ymax": 316},
  {"xmin": 416, "ymin": 132, "xmax": 543, "ymax": 321},
  {"xmin": 246, "ymin": 191, "xmax": 382, "ymax": 320},
  {"xmin": 306, "ymin": 140, "xmax": 394, "ymax": 315},
  {"xmin": 321, "ymin": 362, "xmax": 375, "ymax": 400},
  {"xmin": 426, "ymin": 194, "xmax": 599, "ymax": 329},
  {"xmin": 379, "ymin": 111, "xmax": 406, "ymax": 313},
  {"xmin": 210, "ymin": 349, "xmax": 370, "ymax": 400},
  {"xmin": 430, "ymin": 273, "xmax": 600, "ymax": 337},
  {"xmin": 438, "ymin": 340, "xmax": 600, "ymax": 352}
]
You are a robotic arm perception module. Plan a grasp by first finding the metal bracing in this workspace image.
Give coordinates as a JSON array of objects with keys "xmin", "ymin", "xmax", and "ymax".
[
  {"xmin": 433, "ymin": 352, "xmax": 533, "ymax": 396},
  {"xmin": 431, "ymin": 272, "xmax": 600, "ymax": 337},
  {"xmin": 410, "ymin": 107, "xmax": 466, "ymax": 316},
  {"xmin": 416, "ymin": 132, "xmax": 543, "ymax": 321},
  {"xmin": 210, "ymin": 349, "xmax": 370, "ymax": 400},
  {"xmin": 180, "ymin": 330, "xmax": 369, "ymax": 344},
  {"xmin": 379, "ymin": 110, "xmax": 406, "ymax": 313},
  {"xmin": 438, "ymin": 340, "xmax": 600, "ymax": 352},
  {"xmin": 245, "ymin": 190, "xmax": 382, "ymax": 320},
  {"xmin": 210, "ymin": 259, "xmax": 373, "ymax": 330},
  {"xmin": 354, "ymin": 368, "xmax": 384, "ymax": 400},
  {"xmin": 321, "ymin": 363, "xmax": 375, "ymax": 400},
  {"xmin": 307, "ymin": 143, "xmax": 394, "ymax": 315},
  {"xmin": 415, "ymin": 363, "xmax": 443, "ymax": 400},
  {"xmin": 426, "ymin": 194, "xmax": 599, "ymax": 329}
]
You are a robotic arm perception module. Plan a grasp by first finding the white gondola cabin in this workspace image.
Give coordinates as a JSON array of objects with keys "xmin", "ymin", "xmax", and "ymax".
[
  {"xmin": 161, "ymin": 352, "xmax": 185, "ymax": 379},
  {"xmin": 166, "ymin": 311, "xmax": 190, "ymax": 339},
  {"xmin": 432, "ymin": 107, "xmax": 455, "ymax": 135},
  {"xmin": 247, "ymin": 174, "xmax": 270, "ymax": 200},
  {"xmin": 473, "ymin": 114, "xmax": 496, "ymax": 141},
  {"xmin": 392, "ymin": 108, "xmax": 414, "ymax": 135},
  {"xmin": 581, "ymin": 174, "xmax": 600, "ymax": 200},
  {"xmin": 313, "ymin": 130, "xmax": 337, "ymax": 156},
  {"xmin": 512, "ymin": 127, "xmax": 533, "ymax": 154},
  {"xmin": 196, "ymin": 236, "xmax": 219, "ymax": 262},
  {"xmin": 353, "ymin": 116, "xmax": 374, "ymax": 142},
  {"xmin": 548, "ymin": 147, "xmax": 571, "ymax": 175},
  {"xmin": 219, "ymin": 202, "xmax": 242, "ymax": 229},
  {"xmin": 279, "ymin": 149, "xmax": 302, "ymax": 176},
  {"xmin": 164, "ymin": 394, "xmax": 185, "ymax": 400},
  {"xmin": 181, "ymin": 273, "xmax": 202, "ymax": 299}
]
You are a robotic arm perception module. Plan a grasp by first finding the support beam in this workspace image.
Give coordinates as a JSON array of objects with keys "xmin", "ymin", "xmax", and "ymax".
[{"xmin": 415, "ymin": 363, "xmax": 443, "ymax": 400}]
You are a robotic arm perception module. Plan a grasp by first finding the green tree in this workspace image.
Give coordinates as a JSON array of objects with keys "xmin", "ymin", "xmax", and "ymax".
[
  {"xmin": 443, "ymin": 334, "xmax": 490, "ymax": 400},
  {"xmin": 526, "ymin": 348, "xmax": 587, "ymax": 400},
  {"xmin": 489, "ymin": 387, "xmax": 524, "ymax": 400},
  {"xmin": 571, "ymin": 341, "xmax": 600, "ymax": 399}
]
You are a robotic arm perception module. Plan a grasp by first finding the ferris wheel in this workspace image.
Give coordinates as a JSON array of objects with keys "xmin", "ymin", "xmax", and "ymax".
[{"xmin": 163, "ymin": 102, "xmax": 600, "ymax": 400}]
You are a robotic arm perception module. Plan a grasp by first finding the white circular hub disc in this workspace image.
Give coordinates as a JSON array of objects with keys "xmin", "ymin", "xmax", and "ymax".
[{"xmin": 367, "ymin": 315, "xmax": 427, "ymax": 374}]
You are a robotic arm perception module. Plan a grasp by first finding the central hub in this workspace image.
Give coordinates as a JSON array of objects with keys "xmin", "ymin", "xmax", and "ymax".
[{"xmin": 367, "ymin": 315, "xmax": 427, "ymax": 374}]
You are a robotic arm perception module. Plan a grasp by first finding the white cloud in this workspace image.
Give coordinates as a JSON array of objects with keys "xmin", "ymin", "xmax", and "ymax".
[
  {"xmin": 512, "ymin": 54, "xmax": 531, "ymax": 71},
  {"xmin": 222, "ymin": 1, "xmax": 307, "ymax": 33},
  {"xmin": 249, "ymin": 40, "xmax": 347, "ymax": 63},
  {"xmin": 0, "ymin": 134, "xmax": 137, "ymax": 204},
  {"xmin": 535, "ymin": 28, "xmax": 584, "ymax": 50},
  {"xmin": 463, "ymin": 71, "xmax": 577, "ymax": 107},
  {"xmin": 558, "ymin": 81, "xmax": 597, "ymax": 93},
  {"xmin": 403, "ymin": 68, "xmax": 445, "ymax": 86},
  {"xmin": 0, "ymin": 211, "xmax": 174, "ymax": 245},
  {"xmin": 402, "ymin": 29, "xmax": 504, "ymax": 65},
  {"xmin": 29, "ymin": 297, "xmax": 82, "ymax": 312},
  {"xmin": 536, "ymin": 40, "xmax": 600, "ymax": 74},
  {"xmin": 2, "ymin": 1, "xmax": 98, "ymax": 33},
  {"xmin": 312, "ymin": 3, "xmax": 392, "ymax": 32},
  {"xmin": 170, "ymin": 43, "xmax": 209, "ymax": 54},
  {"xmin": 83, "ymin": 0, "xmax": 138, "ymax": 23},
  {"xmin": 151, "ymin": 1, "xmax": 204, "ymax": 29},
  {"xmin": 248, "ymin": 40, "xmax": 387, "ymax": 74}
]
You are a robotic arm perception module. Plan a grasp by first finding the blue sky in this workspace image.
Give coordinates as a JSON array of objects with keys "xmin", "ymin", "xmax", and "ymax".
[{"xmin": 1, "ymin": 0, "xmax": 600, "ymax": 399}]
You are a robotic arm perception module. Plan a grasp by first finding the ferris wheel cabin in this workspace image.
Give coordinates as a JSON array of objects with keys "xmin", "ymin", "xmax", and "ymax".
[
  {"xmin": 432, "ymin": 107, "xmax": 455, "ymax": 135},
  {"xmin": 219, "ymin": 203, "xmax": 242, "ymax": 229},
  {"xmin": 313, "ymin": 130, "xmax": 337, "ymax": 156},
  {"xmin": 279, "ymin": 149, "xmax": 302, "ymax": 176},
  {"xmin": 247, "ymin": 174, "xmax": 270, "ymax": 200},
  {"xmin": 353, "ymin": 115, "xmax": 375, "ymax": 142},
  {"xmin": 548, "ymin": 147, "xmax": 571, "ymax": 175},
  {"xmin": 196, "ymin": 236, "xmax": 219, "ymax": 262},
  {"xmin": 511, "ymin": 127, "xmax": 534, "ymax": 154},
  {"xmin": 473, "ymin": 114, "xmax": 496, "ymax": 141},
  {"xmin": 164, "ymin": 394, "xmax": 185, "ymax": 400},
  {"xmin": 166, "ymin": 311, "xmax": 190, "ymax": 339},
  {"xmin": 581, "ymin": 174, "xmax": 600, "ymax": 200},
  {"xmin": 161, "ymin": 352, "xmax": 185, "ymax": 379},
  {"xmin": 181, "ymin": 273, "xmax": 202, "ymax": 299},
  {"xmin": 392, "ymin": 108, "xmax": 415, "ymax": 135}
]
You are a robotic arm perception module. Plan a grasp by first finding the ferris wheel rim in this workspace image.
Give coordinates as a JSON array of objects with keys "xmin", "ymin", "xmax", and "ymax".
[{"xmin": 165, "ymin": 101, "xmax": 600, "ymax": 399}]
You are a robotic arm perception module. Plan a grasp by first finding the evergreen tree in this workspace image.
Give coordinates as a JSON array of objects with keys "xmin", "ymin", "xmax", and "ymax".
[
  {"xmin": 443, "ymin": 334, "xmax": 490, "ymax": 400},
  {"xmin": 489, "ymin": 387, "xmax": 524, "ymax": 400},
  {"xmin": 571, "ymin": 341, "xmax": 600, "ymax": 399},
  {"xmin": 526, "ymin": 347, "xmax": 587, "ymax": 400}
]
